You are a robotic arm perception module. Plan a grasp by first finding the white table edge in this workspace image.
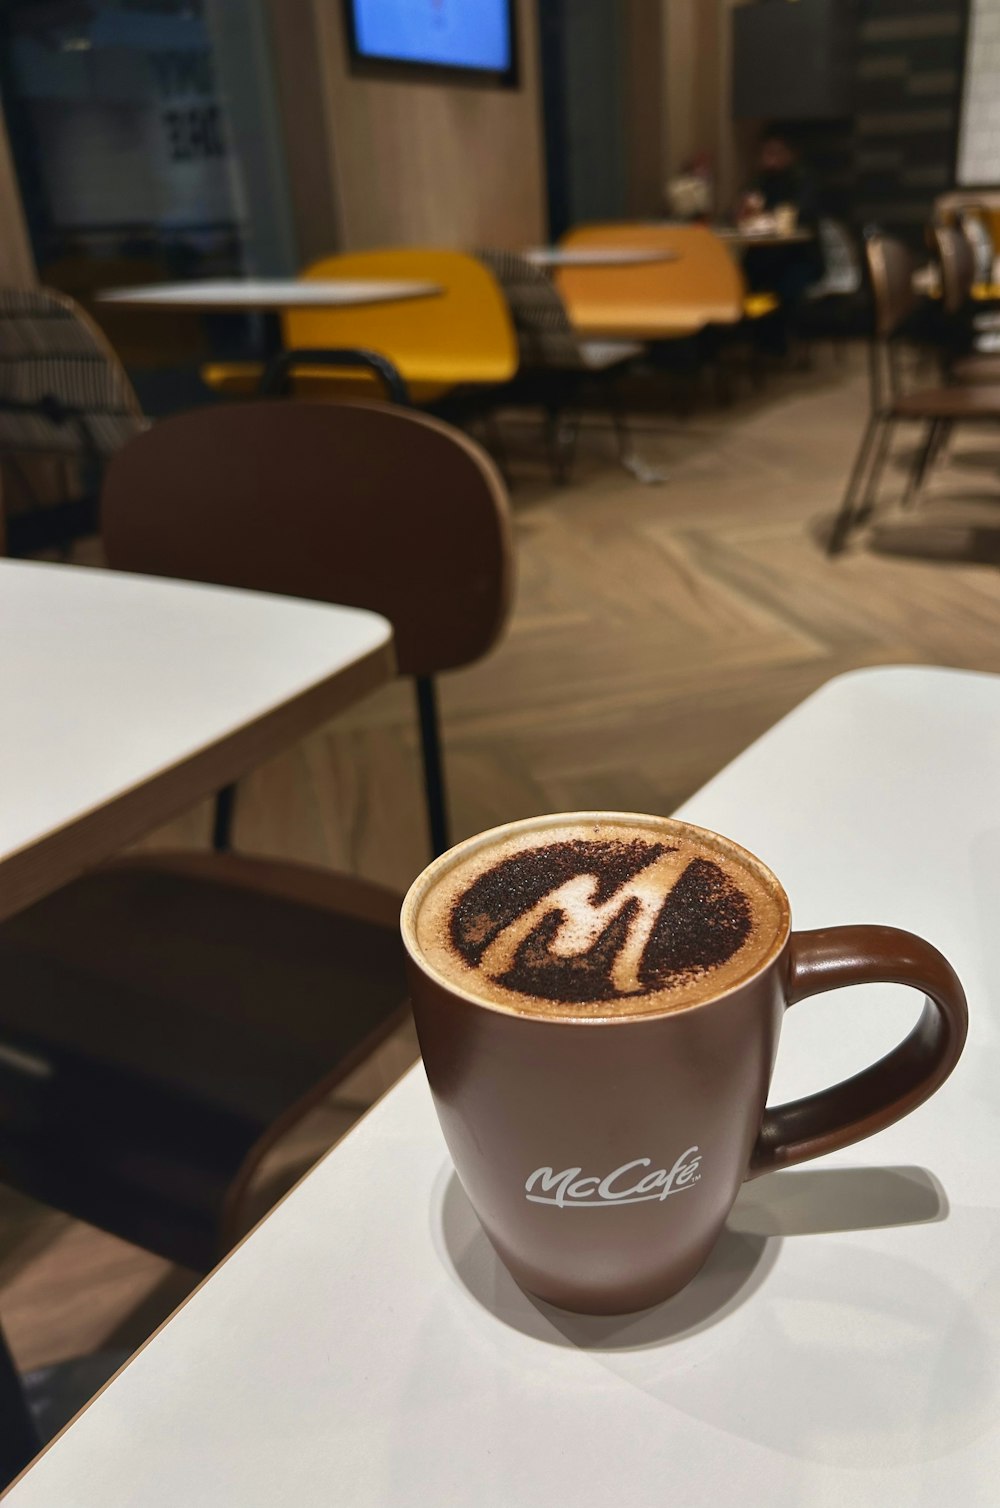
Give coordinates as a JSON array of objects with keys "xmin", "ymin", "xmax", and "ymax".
[
  {"xmin": 5, "ymin": 661, "xmax": 987, "ymax": 1499},
  {"xmin": 0, "ymin": 1060, "xmax": 424, "ymax": 1500},
  {"xmin": 96, "ymin": 280, "xmax": 442, "ymax": 310},
  {"xmin": 0, "ymin": 564, "xmax": 396, "ymax": 922},
  {"xmin": 673, "ymin": 662, "xmax": 990, "ymax": 822}
]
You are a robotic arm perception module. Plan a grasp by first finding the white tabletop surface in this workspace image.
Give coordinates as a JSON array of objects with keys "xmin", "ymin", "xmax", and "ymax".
[
  {"xmin": 0, "ymin": 559, "xmax": 393, "ymax": 919},
  {"xmin": 8, "ymin": 664, "xmax": 1000, "ymax": 1506},
  {"xmin": 97, "ymin": 279, "xmax": 441, "ymax": 310},
  {"xmin": 524, "ymin": 247, "xmax": 678, "ymax": 268}
]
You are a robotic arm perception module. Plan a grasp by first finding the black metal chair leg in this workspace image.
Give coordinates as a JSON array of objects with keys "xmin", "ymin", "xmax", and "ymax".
[
  {"xmin": 828, "ymin": 414, "xmax": 881, "ymax": 555},
  {"xmin": 0, "ymin": 1320, "xmax": 39, "ymax": 1488},
  {"xmin": 855, "ymin": 417, "xmax": 894, "ymax": 526},
  {"xmin": 903, "ymin": 420, "xmax": 940, "ymax": 509},
  {"xmin": 606, "ymin": 377, "xmax": 665, "ymax": 485},
  {"xmin": 481, "ymin": 411, "xmax": 511, "ymax": 489},
  {"xmin": 212, "ymin": 784, "xmax": 237, "ymax": 853},
  {"xmin": 609, "ymin": 378, "xmax": 630, "ymax": 460},
  {"xmin": 543, "ymin": 404, "xmax": 579, "ymax": 486},
  {"xmin": 414, "ymin": 676, "xmax": 450, "ymax": 858},
  {"xmin": 931, "ymin": 418, "xmax": 954, "ymax": 467},
  {"xmin": 258, "ymin": 347, "xmax": 410, "ymax": 404}
]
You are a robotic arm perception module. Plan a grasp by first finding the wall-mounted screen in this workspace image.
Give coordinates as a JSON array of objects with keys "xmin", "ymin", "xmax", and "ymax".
[{"xmin": 344, "ymin": 0, "xmax": 517, "ymax": 85}]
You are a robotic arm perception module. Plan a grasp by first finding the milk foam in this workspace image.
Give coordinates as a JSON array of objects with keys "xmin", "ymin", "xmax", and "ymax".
[{"xmin": 405, "ymin": 814, "xmax": 789, "ymax": 1020}]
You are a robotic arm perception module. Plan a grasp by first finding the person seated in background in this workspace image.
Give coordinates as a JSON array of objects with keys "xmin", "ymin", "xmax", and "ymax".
[{"xmin": 740, "ymin": 128, "xmax": 825, "ymax": 353}]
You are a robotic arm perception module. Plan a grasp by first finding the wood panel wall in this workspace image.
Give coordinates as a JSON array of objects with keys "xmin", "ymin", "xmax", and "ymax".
[
  {"xmin": 269, "ymin": 0, "xmax": 547, "ymax": 261},
  {"xmin": 0, "ymin": 112, "xmax": 39, "ymax": 533},
  {"xmin": 622, "ymin": 0, "xmax": 669, "ymax": 217},
  {"xmin": 0, "ymin": 113, "xmax": 35, "ymax": 288},
  {"xmin": 664, "ymin": 0, "xmax": 755, "ymax": 217}
]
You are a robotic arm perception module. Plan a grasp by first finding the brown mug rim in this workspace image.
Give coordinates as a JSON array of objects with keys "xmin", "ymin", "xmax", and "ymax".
[{"xmin": 400, "ymin": 810, "xmax": 792, "ymax": 1025}]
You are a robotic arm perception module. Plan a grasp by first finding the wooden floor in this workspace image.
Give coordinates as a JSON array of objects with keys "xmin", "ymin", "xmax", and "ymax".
[{"xmin": 6, "ymin": 346, "xmax": 1000, "ymax": 1382}]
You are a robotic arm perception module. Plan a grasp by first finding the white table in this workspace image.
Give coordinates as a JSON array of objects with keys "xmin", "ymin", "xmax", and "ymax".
[
  {"xmin": 8, "ymin": 665, "xmax": 999, "ymax": 1507},
  {"xmin": 97, "ymin": 279, "xmax": 441, "ymax": 311},
  {"xmin": 0, "ymin": 559, "xmax": 394, "ymax": 921},
  {"xmin": 523, "ymin": 247, "xmax": 678, "ymax": 269}
]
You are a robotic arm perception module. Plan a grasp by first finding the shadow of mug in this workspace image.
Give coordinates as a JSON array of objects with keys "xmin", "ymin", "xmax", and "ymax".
[
  {"xmin": 730, "ymin": 1162, "xmax": 947, "ymax": 1237},
  {"xmin": 432, "ymin": 1160, "xmax": 947, "ymax": 1352}
]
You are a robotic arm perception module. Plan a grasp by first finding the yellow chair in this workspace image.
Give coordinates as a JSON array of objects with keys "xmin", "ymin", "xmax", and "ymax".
[
  {"xmin": 203, "ymin": 249, "xmax": 518, "ymax": 405},
  {"xmin": 554, "ymin": 224, "xmax": 745, "ymax": 340}
]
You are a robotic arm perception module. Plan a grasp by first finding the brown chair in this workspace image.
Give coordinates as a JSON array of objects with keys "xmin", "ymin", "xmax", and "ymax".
[
  {"xmin": 0, "ymin": 856, "xmax": 409, "ymax": 1270},
  {"xmin": 934, "ymin": 221, "xmax": 977, "ymax": 322},
  {"xmin": 828, "ymin": 235, "xmax": 1000, "ymax": 555},
  {"xmin": 0, "ymin": 402, "xmax": 512, "ymax": 1275},
  {"xmin": 104, "ymin": 400, "xmax": 513, "ymax": 857},
  {"xmin": 932, "ymin": 225, "xmax": 1000, "ymax": 384}
]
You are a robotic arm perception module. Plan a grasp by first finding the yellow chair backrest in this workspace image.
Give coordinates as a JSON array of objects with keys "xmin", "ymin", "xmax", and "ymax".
[
  {"xmin": 555, "ymin": 223, "xmax": 745, "ymax": 338},
  {"xmin": 283, "ymin": 249, "xmax": 517, "ymax": 402}
]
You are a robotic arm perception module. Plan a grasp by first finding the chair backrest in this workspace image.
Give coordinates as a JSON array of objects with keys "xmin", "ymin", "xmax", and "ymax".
[
  {"xmin": 476, "ymin": 249, "xmax": 583, "ymax": 369},
  {"xmin": 554, "ymin": 223, "xmax": 744, "ymax": 337},
  {"xmin": 865, "ymin": 235, "xmax": 916, "ymax": 338},
  {"xmin": 958, "ymin": 208, "xmax": 997, "ymax": 282},
  {"xmin": 101, "ymin": 400, "xmax": 513, "ymax": 677},
  {"xmin": 0, "ymin": 287, "xmax": 145, "ymax": 461},
  {"xmin": 932, "ymin": 225, "xmax": 976, "ymax": 315},
  {"xmin": 282, "ymin": 249, "xmax": 518, "ymax": 401}
]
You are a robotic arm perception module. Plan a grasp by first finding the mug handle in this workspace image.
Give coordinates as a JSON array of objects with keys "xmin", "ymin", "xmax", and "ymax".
[{"xmin": 748, "ymin": 925, "xmax": 968, "ymax": 1179}]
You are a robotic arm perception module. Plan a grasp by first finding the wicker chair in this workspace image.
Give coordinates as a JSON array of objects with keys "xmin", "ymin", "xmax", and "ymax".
[{"xmin": 0, "ymin": 286, "xmax": 146, "ymax": 554}]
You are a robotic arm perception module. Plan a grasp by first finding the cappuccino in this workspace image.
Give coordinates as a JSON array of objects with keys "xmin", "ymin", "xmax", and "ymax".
[{"xmin": 404, "ymin": 813, "xmax": 789, "ymax": 1019}]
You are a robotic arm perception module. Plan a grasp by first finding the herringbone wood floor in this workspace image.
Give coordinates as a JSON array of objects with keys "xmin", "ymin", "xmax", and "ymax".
[{"xmin": 6, "ymin": 347, "xmax": 1000, "ymax": 1376}]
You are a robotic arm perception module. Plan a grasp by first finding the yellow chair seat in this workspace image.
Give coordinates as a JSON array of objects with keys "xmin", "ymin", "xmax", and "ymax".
[
  {"xmin": 286, "ymin": 250, "xmax": 516, "ymax": 398},
  {"xmin": 201, "ymin": 249, "xmax": 516, "ymax": 406},
  {"xmin": 201, "ymin": 361, "xmax": 261, "ymax": 395},
  {"xmin": 743, "ymin": 292, "xmax": 780, "ymax": 319},
  {"xmin": 972, "ymin": 283, "xmax": 1000, "ymax": 301},
  {"xmin": 200, "ymin": 361, "xmax": 450, "ymax": 405}
]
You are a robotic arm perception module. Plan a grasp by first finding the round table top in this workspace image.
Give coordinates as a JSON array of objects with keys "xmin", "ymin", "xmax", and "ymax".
[
  {"xmin": 98, "ymin": 278, "xmax": 442, "ymax": 311},
  {"xmin": 524, "ymin": 247, "xmax": 679, "ymax": 269}
]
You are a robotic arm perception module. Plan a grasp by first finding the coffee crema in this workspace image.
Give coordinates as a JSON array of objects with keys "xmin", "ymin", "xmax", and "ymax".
[{"xmin": 405, "ymin": 814, "xmax": 790, "ymax": 1019}]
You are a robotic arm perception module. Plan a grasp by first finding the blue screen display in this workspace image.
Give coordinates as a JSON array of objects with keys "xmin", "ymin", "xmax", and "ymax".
[{"xmin": 351, "ymin": 0, "xmax": 511, "ymax": 73}]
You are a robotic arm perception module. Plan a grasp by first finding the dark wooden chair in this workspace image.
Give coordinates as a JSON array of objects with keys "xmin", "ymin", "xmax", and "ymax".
[
  {"xmin": 0, "ymin": 857, "xmax": 408, "ymax": 1271},
  {"xmin": 103, "ymin": 400, "xmax": 513, "ymax": 858},
  {"xmin": 932, "ymin": 225, "xmax": 1000, "ymax": 384},
  {"xmin": 828, "ymin": 235, "xmax": 1000, "ymax": 555},
  {"xmin": 0, "ymin": 401, "xmax": 512, "ymax": 1275}
]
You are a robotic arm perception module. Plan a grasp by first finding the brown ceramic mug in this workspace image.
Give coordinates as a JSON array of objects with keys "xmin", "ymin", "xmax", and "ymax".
[{"xmin": 401, "ymin": 812, "xmax": 968, "ymax": 1315}]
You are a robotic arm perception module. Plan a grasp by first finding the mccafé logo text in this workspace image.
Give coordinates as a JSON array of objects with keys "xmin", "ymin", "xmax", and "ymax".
[{"xmin": 524, "ymin": 1147, "xmax": 703, "ymax": 1208}]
